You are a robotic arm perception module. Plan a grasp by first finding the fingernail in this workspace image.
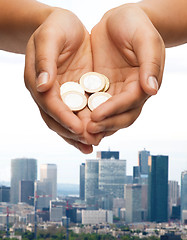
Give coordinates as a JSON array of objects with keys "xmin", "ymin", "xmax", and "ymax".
[
  {"xmin": 78, "ymin": 137, "xmax": 88, "ymax": 145},
  {"xmin": 93, "ymin": 125, "xmax": 105, "ymax": 133},
  {"xmin": 148, "ymin": 76, "xmax": 158, "ymax": 92},
  {"xmin": 36, "ymin": 72, "xmax": 49, "ymax": 91},
  {"xmin": 68, "ymin": 127, "xmax": 76, "ymax": 134}
]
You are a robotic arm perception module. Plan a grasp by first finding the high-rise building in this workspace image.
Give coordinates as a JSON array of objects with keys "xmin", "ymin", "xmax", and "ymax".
[
  {"xmin": 50, "ymin": 200, "xmax": 66, "ymax": 222},
  {"xmin": 0, "ymin": 186, "xmax": 10, "ymax": 202},
  {"xmin": 181, "ymin": 171, "xmax": 187, "ymax": 222},
  {"xmin": 35, "ymin": 180, "xmax": 52, "ymax": 210},
  {"xmin": 126, "ymin": 175, "xmax": 133, "ymax": 184},
  {"xmin": 84, "ymin": 151, "xmax": 126, "ymax": 209},
  {"xmin": 85, "ymin": 160, "xmax": 99, "ymax": 207},
  {"xmin": 148, "ymin": 155, "xmax": 168, "ymax": 222},
  {"xmin": 79, "ymin": 163, "xmax": 85, "ymax": 200},
  {"xmin": 133, "ymin": 166, "xmax": 140, "ymax": 184},
  {"xmin": 99, "ymin": 157, "xmax": 126, "ymax": 199},
  {"xmin": 19, "ymin": 180, "xmax": 34, "ymax": 206},
  {"xmin": 40, "ymin": 164, "xmax": 57, "ymax": 200},
  {"xmin": 125, "ymin": 184, "xmax": 143, "ymax": 223},
  {"xmin": 97, "ymin": 150, "xmax": 119, "ymax": 160},
  {"xmin": 138, "ymin": 149, "xmax": 150, "ymax": 175},
  {"xmin": 10, "ymin": 158, "xmax": 37, "ymax": 204},
  {"xmin": 168, "ymin": 180, "xmax": 179, "ymax": 217}
]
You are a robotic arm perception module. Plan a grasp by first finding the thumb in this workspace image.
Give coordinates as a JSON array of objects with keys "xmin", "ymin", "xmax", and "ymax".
[
  {"xmin": 34, "ymin": 29, "xmax": 65, "ymax": 93},
  {"xmin": 134, "ymin": 28, "xmax": 165, "ymax": 96}
]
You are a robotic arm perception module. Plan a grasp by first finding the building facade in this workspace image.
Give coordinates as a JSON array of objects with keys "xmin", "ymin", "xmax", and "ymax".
[
  {"xmin": 168, "ymin": 180, "xmax": 179, "ymax": 217},
  {"xmin": 181, "ymin": 171, "xmax": 187, "ymax": 222},
  {"xmin": 0, "ymin": 186, "xmax": 10, "ymax": 202},
  {"xmin": 84, "ymin": 151, "xmax": 126, "ymax": 209},
  {"xmin": 138, "ymin": 149, "xmax": 150, "ymax": 175},
  {"xmin": 82, "ymin": 210, "xmax": 113, "ymax": 224},
  {"xmin": 19, "ymin": 180, "xmax": 34, "ymax": 206},
  {"xmin": 148, "ymin": 155, "xmax": 168, "ymax": 222},
  {"xmin": 10, "ymin": 158, "xmax": 37, "ymax": 204},
  {"xmin": 35, "ymin": 180, "xmax": 52, "ymax": 210},
  {"xmin": 85, "ymin": 160, "xmax": 99, "ymax": 207},
  {"xmin": 50, "ymin": 200, "xmax": 66, "ymax": 222},
  {"xmin": 99, "ymin": 158, "xmax": 126, "ymax": 199},
  {"xmin": 40, "ymin": 164, "xmax": 57, "ymax": 200},
  {"xmin": 79, "ymin": 163, "xmax": 85, "ymax": 200},
  {"xmin": 125, "ymin": 184, "xmax": 146, "ymax": 223}
]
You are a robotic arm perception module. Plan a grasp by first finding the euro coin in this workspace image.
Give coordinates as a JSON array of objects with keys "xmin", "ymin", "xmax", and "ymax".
[
  {"xmin": 61, "ymin": 91, "xmax": 87, "ymax": 112},
  {"xmin": 88, "ymin": 92, "xmax": 112, "ymax": 111},
  {"xmin": 60, "ymin": 82, "xmax": 85, "ymax": 95},
  {"xmin": 80, "ymin": 72, "xmax": 106, "ymax": 93},
  {"xmin": 101, "ymin": 74, "xmax": 110, "ymax": 92}
]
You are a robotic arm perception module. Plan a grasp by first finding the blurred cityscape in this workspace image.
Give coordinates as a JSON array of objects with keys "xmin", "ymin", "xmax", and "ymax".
[{"xmin": 0, "ymin": 149, "xmax": 187, "ymax": 239}]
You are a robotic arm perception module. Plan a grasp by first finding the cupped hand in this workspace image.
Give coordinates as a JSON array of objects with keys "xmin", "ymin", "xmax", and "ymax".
[
  {"xmin": 87, "ymin": 4, "xmax": 165, "ymax": 135},
  {"xmin": 24, "ymin": 8, "xmax": 103, "ymax": 154}
]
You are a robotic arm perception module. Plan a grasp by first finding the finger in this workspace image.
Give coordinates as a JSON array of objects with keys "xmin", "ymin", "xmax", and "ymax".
[
  {"xmin": 133, "ymin": 23, "xmax": 165, "ymax": 95},
  {"xmin": 91, "ymin": 81, "xmax": 146, "ymax": 122},
  {"xmin": 34, "ymin": 26, "xmax": 66, "ymax": 92},
  {"xmin": 40, "ymin": 109, "xmax": 88, "ymax": 143},
  {"xmin": 88, "ymin": 107, "xmax": 142, "ymax": 133},
  {"xmin": 41, "ymin": 107, "xmax": 93, "ymax": 154},
  {"xmin": 38, "ymin": 86, "xmax": 84, "ymax": 134},
  {"xmin": 77, "ymin": 107, "xmax": 105, "ymax": 146},
  {"xmin": 25, "ymin": 41, "xmax": 84, "ymax": 135},
  {"xmin": 63, "ymin": 137, "xmax": 93, "ymax": 154}
]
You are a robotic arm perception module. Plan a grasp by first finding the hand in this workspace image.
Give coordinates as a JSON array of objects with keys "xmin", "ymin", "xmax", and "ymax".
[
  {"xmin": 24, "ymin": 8, "xmax": 103, "ymax": 154},
  {"xmin": 87, "ymin": 4, "xmax": 165, "ymax": 136}
]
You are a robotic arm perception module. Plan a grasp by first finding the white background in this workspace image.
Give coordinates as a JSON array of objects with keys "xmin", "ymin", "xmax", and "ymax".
[{"xmin": 0, "ymin": 0, "xmax": 186, "ymax": 184}]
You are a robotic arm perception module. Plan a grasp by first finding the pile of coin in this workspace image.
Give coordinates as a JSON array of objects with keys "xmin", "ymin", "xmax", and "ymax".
[{"xmin": 60, "ymin": 72, "xmax": 112, "ymax": 112}]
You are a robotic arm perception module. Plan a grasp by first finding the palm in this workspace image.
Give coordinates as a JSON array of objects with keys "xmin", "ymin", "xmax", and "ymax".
[
  {"xmin": 54, "ymin": 30, "xmax": 103, "ymax": 146},
  {"xmin": 90, "ymin": 9, "xmax": 148, "ymax": 128},
  {"xmin": 25, "ymin": 10, "xmax": 103, "ymax": 152}
]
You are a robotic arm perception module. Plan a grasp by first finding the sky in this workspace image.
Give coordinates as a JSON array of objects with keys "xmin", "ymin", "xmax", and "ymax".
[{"xmin": 0, "ymin": 0, "xmax": 186, "ymax": 185}]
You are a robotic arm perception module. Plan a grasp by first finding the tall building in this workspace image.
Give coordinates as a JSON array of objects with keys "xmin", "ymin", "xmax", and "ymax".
[
  {"xmin": 85, "ymin": 160, "xmax": 99, "ymax": 207},
  {"xmin": 125, "ymin": 184, "xmax": 143, "ymax": 223},
  {"xmin": 181, "ymin": 171, "xmax": 187, "ymax": 222},
  {"xmin": 19, "ymin": 180, "xmax": 34, "ymax": 206},
  {"xmin": 40, "ymin": 164, "xmax": 57, "ymax": 200},
  {"xmin": 79, "ymin": 163, "xmax": 85, "ymax": 200},
  {"xmin": 10, "ymin": 158, "xmax": 37, "ymax": 204},
  {"xmin": 0, "ymin": 186, "xmax": 10, "ymax": 202},
  {"xmin": 133, "ymin": 166, "xmax": 140, "ymax": 184},
  {"xmin": 85, "ymin": 151, "xmax": 126, "ymax": 209},
  {"xmin": 35, "ymin": 180, "xmax": 52, "ymax": 210},
  {"xmin": 50, "ymin": 200, "xmax": 66, "ymax": 222},
  {"xmin": 98, "ymin": 157, "xmax": 126, "ymax": 199},
  {"xmin": 97, "ymin": 150, "xmax": 119, "ymax": 160},
  {"xmin": 138, "ymin": 149, "xmax": 150, "ymax": 175},
  {"xmin": 126, "ymin": 175, "xmax": 133, "ymax": 184},
  {"xmin": 148, "ymin": 155, "xmax": 168, "ymax": 222},
  {"xmin": 168, "ymin": 180, "xmax": 179, "ymax": 217}
]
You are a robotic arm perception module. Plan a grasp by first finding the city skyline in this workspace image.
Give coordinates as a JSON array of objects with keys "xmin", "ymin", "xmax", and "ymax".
[
  {"xmin": 0, "ymin": 0, "xmax": 186, "ymax": 185},
  {"xmin": 0, "ymin": 151, "xmax": 186, "ymax": 227},
  {"xmin": 0, "ymin": 147, "xmax": 186, "ymax": 185}
]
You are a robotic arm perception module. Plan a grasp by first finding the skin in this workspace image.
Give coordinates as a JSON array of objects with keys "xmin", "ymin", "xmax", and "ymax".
[
  {"xmin": 87, "ymin": 4, "xmax": 165, "ymax": 136},
  {"xmin": 24, "ymin": 9, "xmax": 104, "ymax": 154},
  {"xmin": 138, "ymin": 0, "xmax": 187, "ymax": 47},
  {"xmin": 0, "ymin": 0, "xmax": 52, "ymax": 53}
]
